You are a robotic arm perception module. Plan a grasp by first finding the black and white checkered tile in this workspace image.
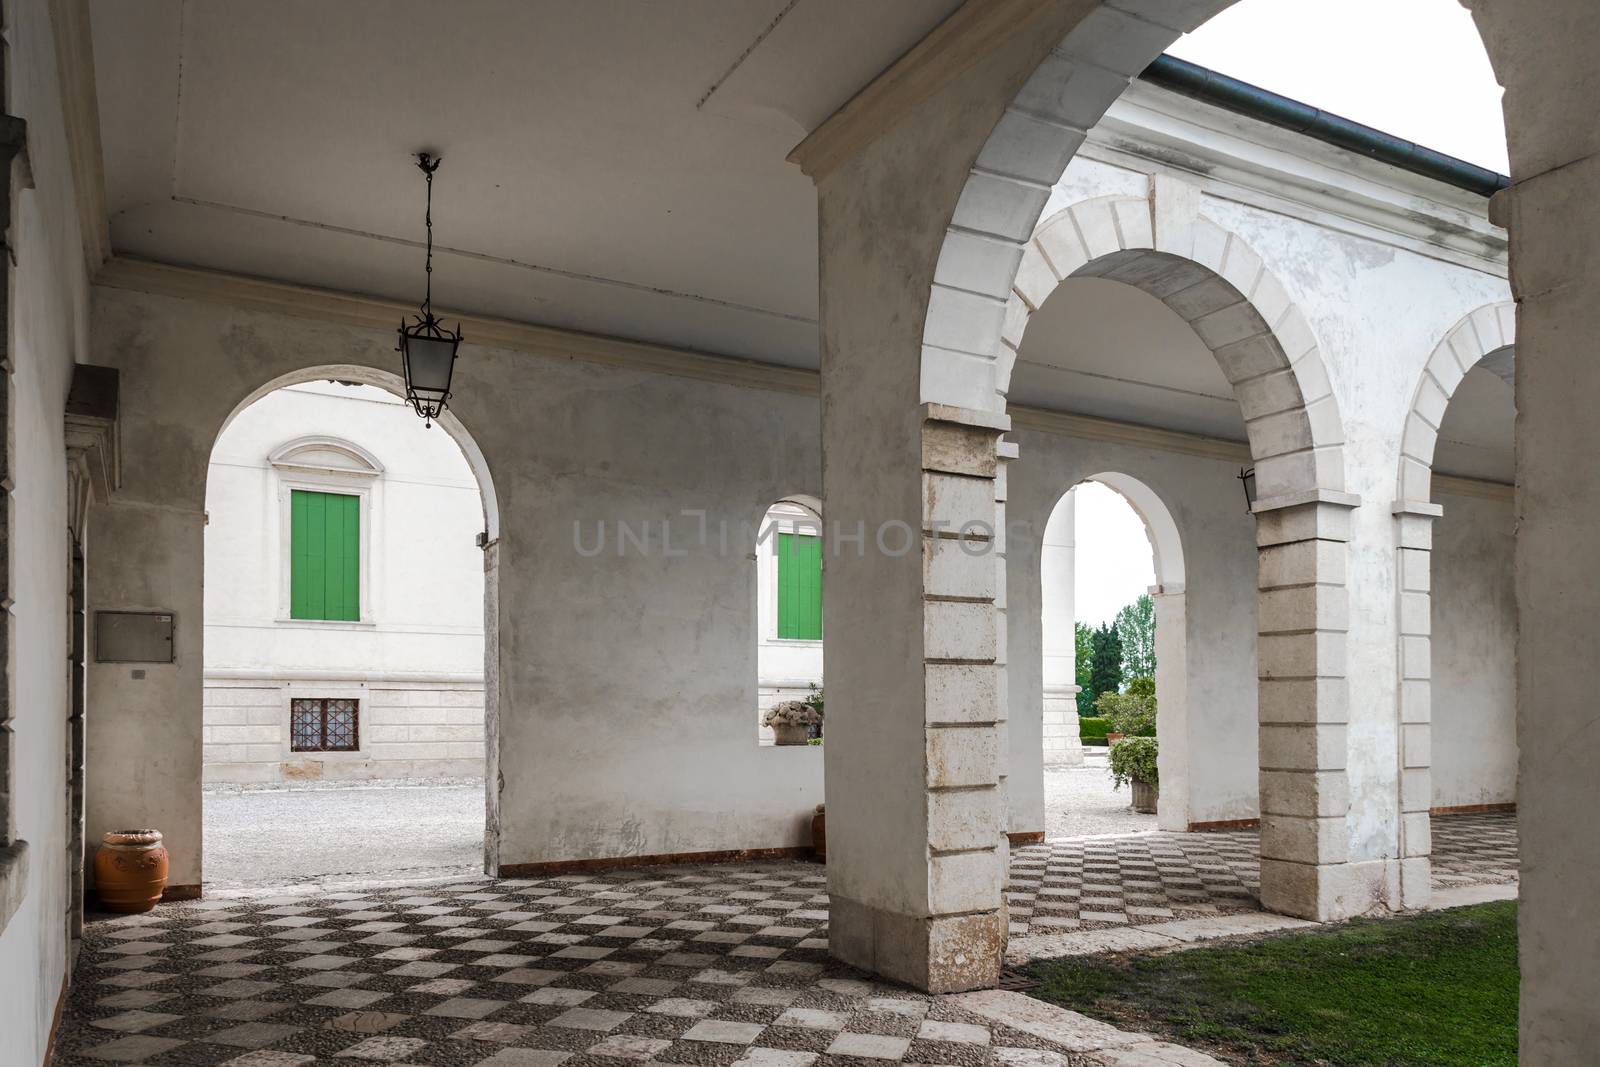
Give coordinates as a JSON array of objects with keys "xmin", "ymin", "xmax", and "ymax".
[
  {"xmin": 56, "ymin": 813, "xmax": 1516, "ymax": 1065},
  {"xmin": 57, "ymin": 865, "xmax": 1101, "ymax": 1067}
]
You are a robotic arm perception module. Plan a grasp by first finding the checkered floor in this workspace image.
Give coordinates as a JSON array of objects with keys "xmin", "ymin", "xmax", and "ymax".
[
  {"xmin": 57, "ymin": 865, "xmax": 1099, "ymax": 1067},
  {"xmin": 56, "ymin": 814, "xmax": 1516, "ymax": 1065},
  {"xmin": 1009, "ymin": 812, "xmax": 1518, "ymax": 936}
]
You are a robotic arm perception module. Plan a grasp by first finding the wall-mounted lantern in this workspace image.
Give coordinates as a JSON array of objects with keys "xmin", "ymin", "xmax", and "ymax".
[
  {"xmin": 397, "ymin": 152, "xmax": 463, "ymax": 427},
  {"xmin": 1237, "ymin": 467, "xmax": 1257, "ymax": 513}
]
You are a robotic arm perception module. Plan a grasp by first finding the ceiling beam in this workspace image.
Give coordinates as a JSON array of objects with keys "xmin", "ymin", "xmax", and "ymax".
[{"xmin": 49, "ymin": 0, "xmax": 111, "ymax": 274}]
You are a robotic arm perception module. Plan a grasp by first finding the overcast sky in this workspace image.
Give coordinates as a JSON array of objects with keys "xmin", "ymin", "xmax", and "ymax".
[{"xmin": 1168, "ymin": 0, "xmax": 1507, "ymax": 173}]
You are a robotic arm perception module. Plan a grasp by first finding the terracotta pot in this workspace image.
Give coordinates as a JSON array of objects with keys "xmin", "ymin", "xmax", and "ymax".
[
  {"xmin": 94, "ymin": 829, "xmax": 169, "ymax": 914},
  {"xmin": 1131, "ymin": 779, "xmax": 1158, "ymax": 815},
  {"xmin": 772, "ymin": 723, "xmax": 812, "ymax": 746},
  {"xmin": 1106, "ymin": 732, "xmax": 1126, "ymax": 744},
  {"xmin": 812, "ymin": 804, "xmax": 826, "ymax": 863}
]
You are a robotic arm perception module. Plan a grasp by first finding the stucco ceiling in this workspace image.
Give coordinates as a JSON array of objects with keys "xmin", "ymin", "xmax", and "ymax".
[
  {"xmin": 89, "ymin": 0, "xmax": 959, "ymax": 367},
  {"xmin": 1014, "ymin": 278, "xmax": 1245, "ymax": 440},
  {"xmin": 1435, "ymin": 365, "xmax": 1514, "ymax": 484}
]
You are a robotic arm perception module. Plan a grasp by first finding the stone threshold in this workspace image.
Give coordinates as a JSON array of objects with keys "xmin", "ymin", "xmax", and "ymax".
[
  {"xmin": 949, "ymin": 988, "xmax": 1229, "ymax": 1066},
  {"xmin": 1008, "ymin": 880, "xmax": 1518, "ymax": 964}
]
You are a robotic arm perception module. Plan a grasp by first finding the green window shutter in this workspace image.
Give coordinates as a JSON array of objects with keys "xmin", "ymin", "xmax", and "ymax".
[
  {"xmin": 291, "ymin": 490, "xmax": 360, "ymax": 621},
  {"xmin": 776, "ymin": 532, "xmax": 822, "ymax": 640}
]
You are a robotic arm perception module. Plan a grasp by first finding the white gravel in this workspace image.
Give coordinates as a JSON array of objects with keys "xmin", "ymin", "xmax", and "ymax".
[{"xmin": 1042, "ymin": 750, "xmax": 1158, "ymax": 839}]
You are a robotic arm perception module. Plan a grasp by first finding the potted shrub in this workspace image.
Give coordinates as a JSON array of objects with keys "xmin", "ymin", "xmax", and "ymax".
[
  {"xmin": 1108, "ymin": 735, "xmax": 1159, "ymax": 814},
  {"xmin": 764, "ymin": 700, "xmax": 821, "ymax": 745},
  {"xmin": 1095, "ymin": 685, "xmax": 1156, "ymax": 744}
]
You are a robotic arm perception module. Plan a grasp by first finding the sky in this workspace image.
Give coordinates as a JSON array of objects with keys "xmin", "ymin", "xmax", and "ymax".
[
  {"xmin": 1168, "ymin": 0, "xmax": 1508, "ymax": 174},
  {"xmin": 1073, "ymin": 483, "xmax": 1157, "ymax": 627},
  {"xmin": 1071, "ymin": 1, "xmax": 1505, "ymax": 624}
]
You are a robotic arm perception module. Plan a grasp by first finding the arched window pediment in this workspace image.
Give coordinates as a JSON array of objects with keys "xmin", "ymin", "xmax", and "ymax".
[{"xmin": 268, "ymin": 435, "xmax": 384, "ymax": 479}]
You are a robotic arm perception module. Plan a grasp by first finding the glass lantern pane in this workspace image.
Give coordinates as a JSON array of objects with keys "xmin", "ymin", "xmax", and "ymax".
[{"xmin": 405, "ymin": 335, "xmax": 457, "ymax": 397}]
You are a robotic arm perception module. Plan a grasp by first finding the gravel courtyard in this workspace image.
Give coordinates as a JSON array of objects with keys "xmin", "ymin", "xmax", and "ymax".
[
  {"xmin": 200, "ymin": 759, "xmax": 1148, "ymax": 891},
  {"xmin": 204, "ymin": 780, "xmax": 485, "ymax": 890}
]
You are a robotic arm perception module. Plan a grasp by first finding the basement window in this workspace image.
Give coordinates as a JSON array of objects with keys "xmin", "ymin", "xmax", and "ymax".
[{"xmin": 290, "ymin": 698, "xmax": 360, "ymax": 752}]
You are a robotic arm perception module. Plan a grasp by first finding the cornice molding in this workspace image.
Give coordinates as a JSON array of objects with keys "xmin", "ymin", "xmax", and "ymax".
[
  {"xmin": 786, "ymin": 0, "xmax": 1055, "ymax": 181},
  {"xmin": 95, "ymin": 257, "xmax": 820, "ymax": 398},
  {"xmin": 1009, "ymin": 404, "xmax": 1250, "ymax": 463},
  {"xmin": 49, "ymin": 0, "xmax": 111, "ymax": 273},
  {"xmin": 1432, "ymin": 473, "xmax": 1513, "ymax": 502}
]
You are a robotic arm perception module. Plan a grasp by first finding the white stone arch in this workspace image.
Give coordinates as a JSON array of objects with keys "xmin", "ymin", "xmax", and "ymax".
[
  {"xmin": 267, "ymin": 434, "xmax": 387, "ymax": 478},
  {"xmin": 1397, "ymin": 300, "xmax": 1517, "ymax": 503},
  {"xmin": 941, "ymin": 186, "xmax": 1347, "ymax": 501}
]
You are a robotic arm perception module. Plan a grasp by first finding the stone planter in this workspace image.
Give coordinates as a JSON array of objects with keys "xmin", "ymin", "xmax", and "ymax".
[
  {"xmin": 772, "ymin": 723, "xmax": 811, "ymax": 746},
  {"xmin": 812, "ymin": 804, "xmax": 826, "ymax": 863},
  {"xmin": 94, "ymin": 829, "xmax": 168, "ymax": 913},
  {"xmin": 1130, "ymin": 779, "xmax": 1158, "ymax": 815}
]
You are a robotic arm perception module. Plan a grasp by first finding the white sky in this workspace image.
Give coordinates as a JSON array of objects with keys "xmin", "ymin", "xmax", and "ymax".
[
  {"xmin": 1168, "ymin": 0, "xmax": 1508, "ymax": 174},
  {"xmin": 1073, "ymin": 483, "xmax": 1157, "ymax": 627}
]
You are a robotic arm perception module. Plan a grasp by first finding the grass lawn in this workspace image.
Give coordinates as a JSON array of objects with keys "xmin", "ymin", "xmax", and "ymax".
[{"xmin": 1024, "ymin": 901, "xmax": 1517, "ymax": 1066}]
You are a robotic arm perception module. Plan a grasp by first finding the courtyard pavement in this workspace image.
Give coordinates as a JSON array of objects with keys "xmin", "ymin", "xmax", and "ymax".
[
  {"xmin": 58, "ymin": 811, "xmax": 1518, "ymax": 1066},
  {"xmin": 1040, "ymin": 752, "xmax": 1155, "ymax": 840}
]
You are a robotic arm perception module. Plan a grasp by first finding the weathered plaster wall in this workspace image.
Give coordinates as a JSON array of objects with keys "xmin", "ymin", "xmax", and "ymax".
[
  {"xmin": 1006, "ymin": 427, "xmax": 1259, "ymax": 833},
  {"xmin": 0, "ymin": 0, "xmax": 90, "ymax": 1058},
  {"xmin": 88, "ymin": 285, "xmax": 825, "ymax": 884},
  {"xmin": 1431, "ymin": 489, "xmax": 1517, "ymax": 807}
]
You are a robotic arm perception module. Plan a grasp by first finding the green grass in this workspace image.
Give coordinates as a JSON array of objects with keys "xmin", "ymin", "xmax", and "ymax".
[{"xmin": 1025, "ymin": 901, "xmax": 1518, "ymax": 1066}]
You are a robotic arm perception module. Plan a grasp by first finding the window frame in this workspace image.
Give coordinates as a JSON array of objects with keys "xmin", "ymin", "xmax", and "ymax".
[
  {"xmin": 289, "ymin": 696, "xmax": 361, "ymax": 753},
  {"xmin": 269, "ymin": 437, "xmax": 381, "ymax": 628},
  {"xmin": 760, "ymin": 506, "xmax": 824, "ymax": 646}
]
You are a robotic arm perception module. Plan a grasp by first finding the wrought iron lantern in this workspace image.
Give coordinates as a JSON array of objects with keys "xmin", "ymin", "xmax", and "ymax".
[
  {"xmin": 1237, "ymin": 466, "xmax": 1257, "ymax": 513},
  {"xmin": 397, "ymin": 152, "xmax": 462, "ymax": 426}
]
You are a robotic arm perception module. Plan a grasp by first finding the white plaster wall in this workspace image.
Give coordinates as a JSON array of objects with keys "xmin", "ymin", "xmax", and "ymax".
[
  {"xmin": 1006, "ymin": 428, "xmax": 1260, "ymax": 834},
  {"xmin": 88, "ymin": 286, "xmax": 827, "ymax": 882},
  {"xmin": 1431, "ymin": 489, "xmax": 1517, "ymax": 807},
  {"xmin": 0, "ymin": 0, "xmax": 90, "ymax": 1057}
]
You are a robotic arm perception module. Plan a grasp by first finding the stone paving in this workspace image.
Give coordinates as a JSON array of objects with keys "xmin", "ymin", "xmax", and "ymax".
[{"xmin": 56, "ymin": 814, "xmax": 1517, "ymax": 1066}]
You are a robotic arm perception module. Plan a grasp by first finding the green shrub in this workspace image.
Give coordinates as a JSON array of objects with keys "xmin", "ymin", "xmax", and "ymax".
[
  {"xmin": 1124, "ymin": 675, "xmax": 1155, "ymax": 697},
  {"xmin": 1095, "ymin": 690, "xmax": 1156, "ymax": 737},
  {"xmin": 1108, "ymin": 735, "xmax": 1158, "ymax": 790},
  {"xmin": 1079, "ymin": 716, "xmax": 1110, "ymax": 741}
]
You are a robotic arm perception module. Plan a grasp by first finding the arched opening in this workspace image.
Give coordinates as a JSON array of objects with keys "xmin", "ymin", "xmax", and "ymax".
[
  {"xmin": 755, "ymin": 495, "xmax": 825, "ymax": 744},
  {"xmin": 201, "ymin": 366, "xmax": 500, "ymax": 890},
  {"xmin": 1041, "ymin": 473, "xmax": 1186, "ymax": 837}
]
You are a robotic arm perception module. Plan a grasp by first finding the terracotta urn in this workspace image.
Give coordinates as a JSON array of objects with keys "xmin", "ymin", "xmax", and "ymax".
[
  {"xmin": 812, "ymin": 804, "xmax": 826, "ymax": 863},
  {"xmin": 94, "ymin": 829, "xmax": 169, "ymax": 914}
]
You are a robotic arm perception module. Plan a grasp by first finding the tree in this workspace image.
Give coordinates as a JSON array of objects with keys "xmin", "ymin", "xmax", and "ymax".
[
  {"xmin": 1075, "ymin": 621, "xmax": 1095, "ymax": 716},
  {"xmin": 1088, "ymin": 622, "xmax": 1123, "ymax": 709},
  {"xmin": 1115, "ymin": 594, "xmax": 1156, "ymax": 680}
]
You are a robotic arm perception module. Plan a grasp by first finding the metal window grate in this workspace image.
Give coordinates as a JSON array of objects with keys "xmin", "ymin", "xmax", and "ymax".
[{"xmin": 290, "ymin": 698, "xmax": 359, "ymax": 752}]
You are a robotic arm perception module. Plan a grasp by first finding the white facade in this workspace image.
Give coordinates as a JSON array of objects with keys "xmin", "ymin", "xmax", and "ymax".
[
  {"xmin": 755, "ymin": 500, "xmax": 825, "ymax": 741},
  {"xmin": 203, "ymin": 382, "xmax": 487, "ymax": 783}
]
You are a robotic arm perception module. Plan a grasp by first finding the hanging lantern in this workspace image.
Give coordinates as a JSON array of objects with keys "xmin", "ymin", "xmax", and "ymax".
[
  {"xmin": 397, "ymin": 152, "xmax": 463, "ymax": 426},
  {"xmin": 1237, "ymin": 466, "xmax": 1257, "ymax": 513}
]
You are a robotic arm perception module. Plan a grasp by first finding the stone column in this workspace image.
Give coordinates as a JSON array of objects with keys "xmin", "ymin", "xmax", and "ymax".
[
  {"xmin": 1255, "ymin": 493, "xmax": 1359, "ymax": 921},
  {"xmin": 1151, "ymin": 585, "xmax": 1188, "ymax": 831},
  {"xmin": 825, "ymin": 404, "xmax": 1009, "ymax": 994},
  {"xmin": 1393, "ymin": 503, "xmax": 1439, "ymax": 909},
  {"xmin": 995, "ymin": 440, "xmax": 1017, "ymax": 865},
  {"xmin": 1040, "ymin": 492, "xmax": 1083, "ymax": 766}
]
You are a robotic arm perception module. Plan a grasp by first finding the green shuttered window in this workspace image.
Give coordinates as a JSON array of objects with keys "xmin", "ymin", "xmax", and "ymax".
[
  {"xmin": 290, "ymin": 490, "xmax": 361, "ymax": 621},
  {"xmin": 776, "ymin": 532, "xmax": 822, "ymax": 640}
]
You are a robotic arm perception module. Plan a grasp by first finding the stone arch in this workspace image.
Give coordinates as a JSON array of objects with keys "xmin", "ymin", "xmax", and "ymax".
[
  {"xmin": 1397, "ymin": 300, "xmax": 1516, "ymax": 503},
  {"xmin": 982, "ymin": 188, "xmax": 1345, "ymax": 500}
]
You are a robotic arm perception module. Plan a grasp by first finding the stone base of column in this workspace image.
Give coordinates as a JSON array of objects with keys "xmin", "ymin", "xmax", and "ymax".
[
  {"xmin": 1259, "ymin": 858, "xmax": 1404, "ymax": 921},
  {"xmin": 829, "ymin": 895, "xmax": 1006, "ymax": 993},
  {"xmin": 1042, "ymin": 692, "xmax": 1083, "ymax": 767}
]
